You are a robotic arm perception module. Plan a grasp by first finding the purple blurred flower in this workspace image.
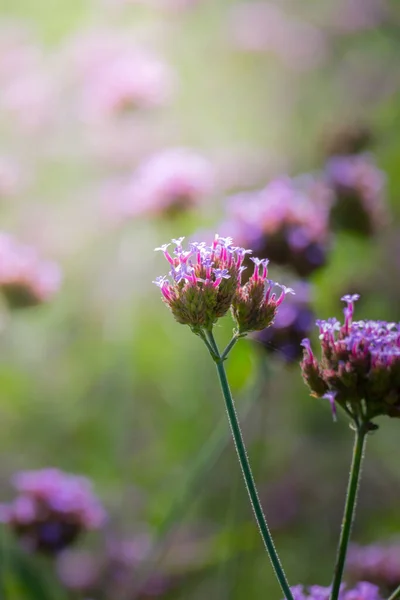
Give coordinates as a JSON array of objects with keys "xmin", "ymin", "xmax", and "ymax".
[
  {"xmin": 285, "ymin": 582, "xmax": 383, "ymax": 599},
  {"xmin": 325, "ymin": 153, "xmax": 387, "ymax": 236},
  {"xmin": 255, "ymin": 281, "xmax": 314, "ymax": 362},
  {"xmin": 0, "ymin": 468, "xmax": 106, "ymax": 555},
  {"xmin": 0, "ymin": 233, "xmax": 62, "ymax": 309},
  {"xmin": 57, "ymin": 535, "xmax": 174, "ymax": 598},
  {"xmin": 301, "ymin": 294, "xmax": 400, "ymax": 425},
  {"xmin": 221, "ymin": 176, "xmax": 331, "ymax": 278},
  {"xmin": 347, "ymin": 542, "xmax": 400, "ymax": 591}
]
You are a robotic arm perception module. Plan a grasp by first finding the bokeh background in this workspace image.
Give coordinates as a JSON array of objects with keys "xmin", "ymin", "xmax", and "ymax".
[{"xmin": 0, "ymin": 0, "xmax": 400, "ymax": 598}]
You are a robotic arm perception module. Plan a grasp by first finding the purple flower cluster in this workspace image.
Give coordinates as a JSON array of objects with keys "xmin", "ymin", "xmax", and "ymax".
[
  {"xmin": 154, "ymin": 235, "xmax": 294, "ymax": 333},
  {"xmin": 221, "ymin": 177, "xmax": 331, "ymax": 278},
  {"xmin": 255, "ymin": 282, "xmax": 314, "ymax": 363},
  {"xmin": 325, "ymin": 153, "xmax": 387, "ymax": 236},
  {"xmin": 347, "ymin": 542, "xmax": 400, "ymax": 590},
  {"xmin": 301, "ymin": 294, "xmax": 400, "ymax": 424},
  {"xmin": 0, "ymin": 468, "xmax": 106, "ymax": 555},
  {"xmin": 286, "ymin": 582, "xmax": 383, "ymax": 600}
]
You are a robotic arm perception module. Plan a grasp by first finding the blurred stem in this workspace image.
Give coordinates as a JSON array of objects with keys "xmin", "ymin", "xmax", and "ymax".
[
  {"xmin": 129, "ymin": 375, "xmax": 261, "ymax": 597},
  {"xmin": 388, "ymin": 585, "xmax": 400, "ymax": 600},
  {"xmin": 206, "ymin": 330, "xmax": 294, "ymax": 600},
  {"xmin": 330, "ymin": 425, "xmax": 368, "ymax": 600}
]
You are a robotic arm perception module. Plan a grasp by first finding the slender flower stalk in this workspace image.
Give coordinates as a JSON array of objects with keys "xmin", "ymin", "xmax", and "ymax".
[
  {"xmin": 154, "ymin": 234, "xmax": 295, "ymax": 598},
  {"xmin": 206, "ymin": 330, "xmax": 294, "ymax": 600},
  {"xmin": 330, "ymin": 424, "xmax": 368, "ymax": 600},
  {"xmin": 388, "ymin": 585, "xmax": 400, "ymax": 600}
]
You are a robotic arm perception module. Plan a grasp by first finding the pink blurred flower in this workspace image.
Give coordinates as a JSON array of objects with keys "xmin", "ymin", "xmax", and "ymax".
[
  {"xmin": 64, "ymin": 30, "xmax": 175, "ymax": 121},
  {"xmin": 80, "ymin": 53, "xmax": 175, "ymax": 121},
  {"xmin": 104, "ymin": 148, "xmax": 215, "ymax": 220},
  {"xmin": 0, "ymin": 233, "xmax": 62, "ymax": 308},
  {"xmin": 229, "ymin": 2, "xmax": 328, "ymax": 71}
]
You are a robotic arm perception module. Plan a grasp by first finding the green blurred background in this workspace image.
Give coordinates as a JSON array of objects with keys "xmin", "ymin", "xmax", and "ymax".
[{"xmin": 0, "ymin": 0, "xmax": 400, "ymax": 597}]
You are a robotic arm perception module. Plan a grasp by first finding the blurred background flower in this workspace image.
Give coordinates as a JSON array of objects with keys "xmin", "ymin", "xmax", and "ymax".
[{"xmin": 0, "ymin": 0, "xmax": 399, "ymax": 597}]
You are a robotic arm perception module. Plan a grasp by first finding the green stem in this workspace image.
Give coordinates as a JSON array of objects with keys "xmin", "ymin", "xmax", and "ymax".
[
  {"xmin": 220, "ymin": 333, "xmax": 240, "ymax": 361},
  {"xmin": 207, "ymin": 330, "xmax": 293, "ymax": 600},
  {"xmin": 388, "ymin": 585, "xmax": 400, "ymax": 600},
  {"xmin": 330, "ymin": 425, "xmax": 368, "ymax": 600}
]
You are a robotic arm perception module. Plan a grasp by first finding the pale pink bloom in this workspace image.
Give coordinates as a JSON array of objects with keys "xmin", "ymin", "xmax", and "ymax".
[
  {"xmin": 121, "ymin": 148, "xmax": 215, "ymax": 217},
  {"xmin": 229, "ymin": 2, "xmax": 328, "ymax": 71},
  {"xmin": 0, "ymin": 233, "xmax": 62, "ymax": 308},
  {"xmin": 63, "ymin": 29, "xmax": 175, "ymax": 120},
  {"xmin": 80, "ymin": 52, "xmax": 175, "ymax": 121}
]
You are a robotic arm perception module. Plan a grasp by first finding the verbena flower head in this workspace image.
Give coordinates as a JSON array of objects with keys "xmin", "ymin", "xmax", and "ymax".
[
  {"xmin": 347, "ymin": 542, "xmax": 400, "ymax": 590},
  {"xmin": 232, "ymin": 257, "xmax": 295, "ymax": 334},
  {"xmin": 301, "ymin": 294, "xmax": 400, "ymax": 426},
  {"xmin": 285, "ymin": 582, "xmax": 383, "ymax": 600},
  {"xmin": 154, "ymin": 235, "xmax": 293, "ymax": 333},
  {"xmin": 0, "ymin": 468, "xmax": 106, "ymax": 555},
  {"xmin": 325, "ymin": 153, "xmax": 387, "ymax": 236},
  {"xmin": 255, "ymin": 281, "xmax": 314, "ymax": 363},
  {"xmin": 0, "ymin": 233, "xmax": 62, "ymax": 309},
  {"xmin": 222, "ymin": 177, "xmax": 331, "ymax": 278}
]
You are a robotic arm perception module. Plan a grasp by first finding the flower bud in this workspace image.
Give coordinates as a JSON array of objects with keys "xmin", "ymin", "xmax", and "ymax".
[{"xmin": 231, "ymin": 257, "xmax": 295, "ymax": 334}]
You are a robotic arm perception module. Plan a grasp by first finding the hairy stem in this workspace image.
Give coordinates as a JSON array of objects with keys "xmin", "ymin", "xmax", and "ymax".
[
  {"xmin": 388, "ymin": 585, "xmax": 400, "ymax": 600},
  {"xmin": 330, "ymin": 425, "xmax": 368, "ymax": 600},
  {"xmin": 206, "ymin": 330, "xmax": 293, "ymax": 600}
]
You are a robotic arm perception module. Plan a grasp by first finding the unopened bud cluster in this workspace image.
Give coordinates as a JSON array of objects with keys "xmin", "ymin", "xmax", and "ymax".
[
  {"xmin": 301, "ymin": 294, "xmax": 400, "ymax": 425},
  {"xmin": 154, "ymin": 235, "xmax": 293, "ymax": 334}
]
